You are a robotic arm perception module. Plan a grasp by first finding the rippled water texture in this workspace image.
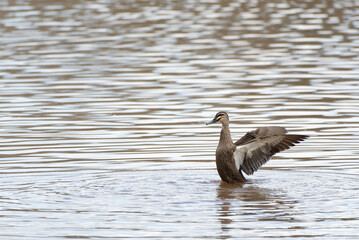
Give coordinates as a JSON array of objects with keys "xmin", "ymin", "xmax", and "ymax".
[{"xmin": 1, "ymin": 0, "xmax": 359, "ymax": 239}]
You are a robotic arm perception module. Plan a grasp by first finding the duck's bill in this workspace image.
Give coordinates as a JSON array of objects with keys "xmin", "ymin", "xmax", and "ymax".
[{"xmin": 206, "ymin": 119, "xmax": 218, "ymax": 125}]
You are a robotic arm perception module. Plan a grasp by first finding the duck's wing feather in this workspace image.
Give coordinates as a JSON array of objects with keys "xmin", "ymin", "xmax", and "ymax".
[{"xmin": 234, "ymin": 127, "xmax": 308, "ymax": 175}]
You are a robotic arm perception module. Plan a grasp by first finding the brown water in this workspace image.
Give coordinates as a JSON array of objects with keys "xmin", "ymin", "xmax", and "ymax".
[{"xmin": 1, "ymin": 0, "xmax": 359, "ymax": 239}]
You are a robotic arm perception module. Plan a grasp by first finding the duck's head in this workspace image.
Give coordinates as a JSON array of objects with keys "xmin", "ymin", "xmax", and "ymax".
[{"xmin": 206, "ymin": 111, "xmax": 229, "ymax": 125}]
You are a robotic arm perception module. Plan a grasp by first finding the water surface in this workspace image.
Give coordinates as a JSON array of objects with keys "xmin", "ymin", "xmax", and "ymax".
[{"xmin": 1, "ymin": 0, "xmax": 359, "ymax": 239}]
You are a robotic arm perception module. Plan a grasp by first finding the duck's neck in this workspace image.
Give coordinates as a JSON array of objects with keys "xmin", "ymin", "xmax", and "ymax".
[{"xmin": 219, "ymin": 122, "xmax": 233, "ymax": 146}]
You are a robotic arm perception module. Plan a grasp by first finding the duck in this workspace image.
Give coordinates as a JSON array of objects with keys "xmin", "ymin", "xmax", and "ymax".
[{"xmin": 207, "ymin": 112, "xmax": 309, "ymax": 183}]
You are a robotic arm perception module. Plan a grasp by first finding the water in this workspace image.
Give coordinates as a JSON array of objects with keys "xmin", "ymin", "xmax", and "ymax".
[{"xmin": 1, "ymin": 0, "xmax": 359, "ymax": 239}]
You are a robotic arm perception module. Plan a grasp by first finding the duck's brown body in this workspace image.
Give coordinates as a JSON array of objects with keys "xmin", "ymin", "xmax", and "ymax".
[
  {"xmin": 207, "ymin": 112, "xmax": 309, "ymax": 183},
  {"xmin": 215, "ymin": 123, "xmax": 246, "ymax": 183}
]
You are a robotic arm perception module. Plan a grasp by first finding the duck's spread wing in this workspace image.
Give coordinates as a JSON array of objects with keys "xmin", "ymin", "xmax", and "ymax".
[
  {"xmin": 234, "ymin": 132, "xmax": 257, "ymax": 146},
  {"xmin": 234, "ymin": 127, "xmax": 308, "ymax": 175}
]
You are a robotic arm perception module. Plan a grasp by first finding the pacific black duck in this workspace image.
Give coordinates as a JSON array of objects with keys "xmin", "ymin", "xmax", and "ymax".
[{"xmin": 207, "ymin": 112, "xmax": 309, "ymax": 183}]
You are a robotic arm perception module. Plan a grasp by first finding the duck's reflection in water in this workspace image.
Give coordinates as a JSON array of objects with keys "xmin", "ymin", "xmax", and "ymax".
[{"xmin": 216, "ymin": 180, "xmax": 300, "ymax": 239}]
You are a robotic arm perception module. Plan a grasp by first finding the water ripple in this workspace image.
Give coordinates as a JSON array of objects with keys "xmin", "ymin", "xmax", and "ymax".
[{"xmin": 1, "ymin": 0, "xmax": 359, "ymax": 239}]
